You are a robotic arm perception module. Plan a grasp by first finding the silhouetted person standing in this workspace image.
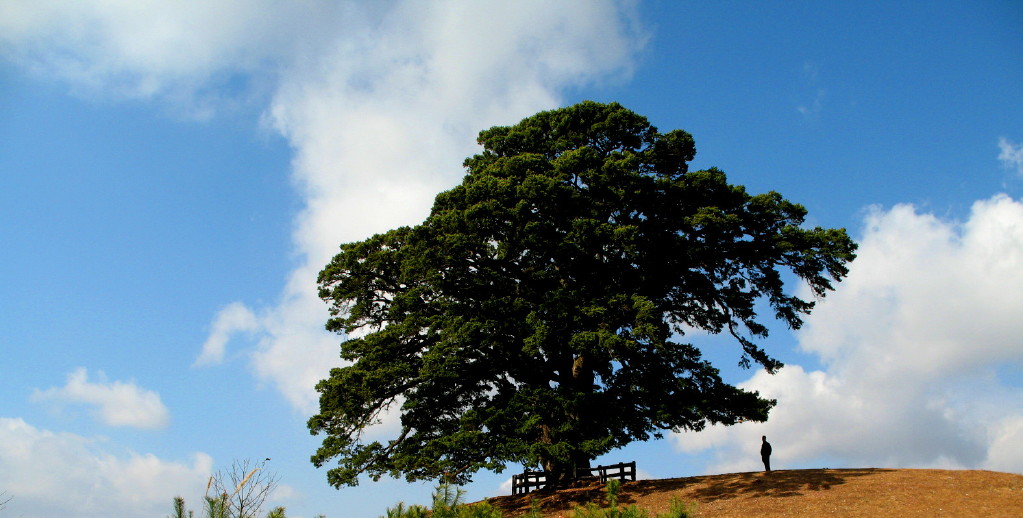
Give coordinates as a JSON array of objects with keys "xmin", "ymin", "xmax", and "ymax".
[{"xmin": 761, "ymin": 435, "xmax": 772, "ymax": 472}]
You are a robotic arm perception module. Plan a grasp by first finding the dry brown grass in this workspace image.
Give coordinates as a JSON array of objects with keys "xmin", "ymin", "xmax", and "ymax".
[{"xmin": 483, "ymin": 468, "xmax": 1023, "ymax": 517}]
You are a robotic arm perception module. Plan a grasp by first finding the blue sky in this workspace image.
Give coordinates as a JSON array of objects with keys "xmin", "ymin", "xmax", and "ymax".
[{"xmin": 1, "ymin": 1, "xmax": 1022, "ymax": 517}]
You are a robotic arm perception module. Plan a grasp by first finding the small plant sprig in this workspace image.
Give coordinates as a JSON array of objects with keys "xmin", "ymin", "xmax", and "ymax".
[
  {"xmin": 571, "ymin": 479, "xmax": 649, "ymax": 518},
  {"xmin": 660, "ymin": 497, "xmax": 696, "ymax": 518}
]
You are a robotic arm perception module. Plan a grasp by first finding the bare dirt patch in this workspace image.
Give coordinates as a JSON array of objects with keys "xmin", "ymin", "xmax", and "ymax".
[{"xmin": 483, "ymin": 468, "xmax": 1023, "ymax": 517}]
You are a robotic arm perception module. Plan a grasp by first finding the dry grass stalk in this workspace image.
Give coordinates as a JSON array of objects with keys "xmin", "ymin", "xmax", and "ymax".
[{"xmin": 231, "ymin": 468, "xmax": 261, "ymax": 499}]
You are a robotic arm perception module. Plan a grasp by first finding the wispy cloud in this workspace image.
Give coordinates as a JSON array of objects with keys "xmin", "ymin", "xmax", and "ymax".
[
  {"xmin": 194, "ymin": 301, "xmax": 260, "ymax": 367},
  {"xmin": 797, "ymin": 88, "xmax": 825, "ymax": 117},
  {"xmin": 32, "ymin": 368, "xmax": 170, "ymax": 429},
  {"xmin": 797, "ymin": 61, "xmax": 825, "ymax": 117},
  {"xmin": 674, "ymin": 194, "xmax": 1023, "ymax": 474},
  {"xmin": 224, "ymin": 1, "xmax": 646, "ymax": 412},
  {"xmin": 998, "ymin": 137, "xmax": 1023, "ymax": 176}
]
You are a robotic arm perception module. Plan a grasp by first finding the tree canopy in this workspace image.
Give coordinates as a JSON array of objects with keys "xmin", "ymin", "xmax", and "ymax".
[{"xmin": 308, "ymin": 101, "xmax": 857, "ymax": 488}]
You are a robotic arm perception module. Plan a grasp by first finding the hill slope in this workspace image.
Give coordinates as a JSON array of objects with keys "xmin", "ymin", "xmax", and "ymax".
[{"xmin": 485, "ymin": 468, "xmax": 1023, "ymax": 517}]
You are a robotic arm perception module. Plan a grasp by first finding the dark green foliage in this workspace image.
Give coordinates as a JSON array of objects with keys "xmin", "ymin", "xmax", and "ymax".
[{"xmin": 310, "ymin": 101, "xmax": 857, "ymax": 488}]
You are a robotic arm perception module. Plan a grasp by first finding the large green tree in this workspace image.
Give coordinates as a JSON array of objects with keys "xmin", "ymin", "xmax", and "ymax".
[{"xmin": 309, "ymin": 101, "xmax": 856, "ymax": 488}]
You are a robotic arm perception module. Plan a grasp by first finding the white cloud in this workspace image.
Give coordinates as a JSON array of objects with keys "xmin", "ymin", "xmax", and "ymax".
[
  {"xmin": 2, "ymin": 0, "xmax": 645, "ymax": 413},
  {"xmin": 33, "ymin": 368, "xmax": 171, "ymax": 429},
  {"xmin": 243, "ymin": 0, "xmax": 645, "ymax": 413},
  {"xmin": 0, "ymin": 417, "xmax": 211, "ymax": 518},
  {"xmin": 984, "ymin": 416, "xmax": 1023, "ymax": 473},
  {"xmin": 249, "ymin": 277, "xmax": 342, "ymax": 412},
  {"xmin": 498, "ymin": 476, "xmax": 514, "ymax": 495},
  {"xmin": 674, "ymin": 194, "xmax": 1023, "ymax": 474},
  {"xmin": 0, "ymin": 0, "xmax": 347, "ymax": 115},
  {"xmin": 998, "ymin": 137, "xmax": 1023, "ymax": 176},
  {"xmin": 634, "ymin": 468, "xmax": 656, "ymax": 480}
]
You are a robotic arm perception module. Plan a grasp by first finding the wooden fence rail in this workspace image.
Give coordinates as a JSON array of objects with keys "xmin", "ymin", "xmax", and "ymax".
[{"xmin": 511, "ymin": 461, "xmax": 636, "ymax": 495}]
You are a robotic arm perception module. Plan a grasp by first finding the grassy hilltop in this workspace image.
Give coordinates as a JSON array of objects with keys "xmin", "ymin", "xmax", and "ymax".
[{"xmin": 482, "ymin": 469, "xmax": 1023, "ymax": 517}]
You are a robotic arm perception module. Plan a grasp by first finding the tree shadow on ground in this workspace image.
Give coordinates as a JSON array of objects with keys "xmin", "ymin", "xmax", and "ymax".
[
  {"xmin": 486, "ymin": 469, "xmax": 894, "ymax": 514},
  {"xmin": 497, "ymin": 482, "xmax": 608, "ymax": 511},
  {"xmin": 488, "ymin": 479, "xmax": 625, "ymax": 514},
  {"xmin": 626, "ymin": 468, "xmax": 892, "ymax": 503}
]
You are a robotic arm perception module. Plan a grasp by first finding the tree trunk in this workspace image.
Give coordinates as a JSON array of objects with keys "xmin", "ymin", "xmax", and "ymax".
[
  {"xmin": 569, "ymin": 354, "xmax": 595, "ymax": 480},
  {"xmin": 538, "ymin": 354, "xmax": 596, "ymax": 488}
]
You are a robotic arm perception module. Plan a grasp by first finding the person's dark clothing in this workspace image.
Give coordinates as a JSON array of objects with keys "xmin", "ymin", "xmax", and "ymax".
[{"xmin": 760, "ymin": 439, "xmax": 772, "ymax": 472}]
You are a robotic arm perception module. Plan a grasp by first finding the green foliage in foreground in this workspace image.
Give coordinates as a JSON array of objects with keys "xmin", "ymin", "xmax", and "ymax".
[
  {"xmin": 170, "ymin": 495, "xmax": 291, "ymax": 518},
  {"xmin": 169, "ymin": 458, "xmax": 301, "ymax": 518},
  {"xmin": 568, "ymin": 479, "xmax": 695, "ymax": 518},
  {"xmin": 381, "ymin": 483, "xmax": 695, "ymax": 518}
]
